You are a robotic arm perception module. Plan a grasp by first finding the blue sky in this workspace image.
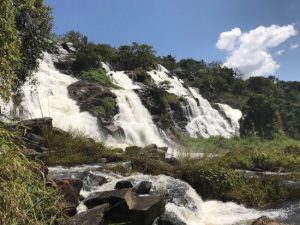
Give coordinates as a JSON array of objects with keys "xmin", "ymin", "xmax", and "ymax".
[{"xmin": 46, "ymin": 0, "xmax": 300, "ymax": 81}]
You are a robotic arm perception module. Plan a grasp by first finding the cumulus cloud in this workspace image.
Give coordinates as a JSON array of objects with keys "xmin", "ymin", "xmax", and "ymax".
[
  {"xmin": 216, "ymin": 25, "xmax": 297, "ymax": 78},
  {"xmin": 290, "ymin": 43, "xmax": 299, "ymax": 49},
  {"xmin": 275, "ymin": 49, "xmax": 285, "ymax": 56}
]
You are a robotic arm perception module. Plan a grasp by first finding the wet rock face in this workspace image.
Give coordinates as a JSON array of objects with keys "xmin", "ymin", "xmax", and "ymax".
[
  {"xmin": 67, "ymin": 80, "xmax": 120, "ymax": 134},
  {"xmin": 252, "ymin": 216, "xmax": 285, "ymax": 225},
  {"xmin": 67, "ymin": 203, "xmax": 109, "ymax": 225},
  {"xmin": 56, "ymin": 178, "xmax": 83, "ymax": 216},
  {"xmin": 84, "ymin": 188, "xmax": 165, "ymax": 225},
  {"xmin": 52, "ymin": 42, "xmax": 76, "ymax": 75}
]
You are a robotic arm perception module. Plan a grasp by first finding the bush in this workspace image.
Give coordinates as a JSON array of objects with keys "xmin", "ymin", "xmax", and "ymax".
[
  {"xmin": 94, "ymin": 96, "xmax": 117, "ymax": 120},
  {"xmin": 78, "ymin": 69, "xmax": 118, "ymax": 88},
  {"xmin": 178, "ymin": 160, "xmax": 242, "ymax": 199}
]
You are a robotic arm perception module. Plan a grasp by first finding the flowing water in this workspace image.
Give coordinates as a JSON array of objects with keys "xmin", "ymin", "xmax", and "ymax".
[
  {"xmin": 20, "ymin": 52, "xmax": 103, "ymax": 140},
  {"xmin": 148, "ymin": 65, "xmax": 240, "ymax": 138},
  {"xmin": 48, "ymin": 165, "xmax": 288, "ymax": 225},
  {"xmin": 102, "ymin": 63, "xmax": 169, "ymax": 148}
]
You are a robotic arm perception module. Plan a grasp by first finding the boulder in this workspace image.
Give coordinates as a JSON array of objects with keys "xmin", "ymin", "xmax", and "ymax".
[
  {"xmin": 67, "ymin": 203, "xmax": 109, "ymax": 225},
  {"xmin": 115, "ymin": 180, "xmax": 133, "ymax": 189},
  {"xmin": 165, "ymin": 157, "xmax": 180, "ymax": 166},
  {"xmin": 56, "ymin": 178, "xmax": 83, "ymax": 216},
  {"xmin": 133, "ymin": 181, "xmax": 152, "ymax": 195},
  {"xmin": 83, "ymin": 173, "xmax": 108, "ymax": 190},
  {"xmin": 156, "ymin": 213, "xmax": 187, "ymax": 225},
  {"xmin": 18, "ymin": 117, "xmax": 53, "ymax": 135},
  {"xmin": 67, "ymin": 81, "xmax": 117, "ymax": 123},
  {"xmin": 252, "ymin": 216, "xmax": 285, "ymax": 225},
  {"xmin": 84, "ymin": 188, "xmax": 165, "ymax": 225}
]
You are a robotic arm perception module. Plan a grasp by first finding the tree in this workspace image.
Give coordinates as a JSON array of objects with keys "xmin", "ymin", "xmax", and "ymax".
[
  {"xmin": 158, "ymin": 55, "xmax": 177, "ymax": 71},
  {"xmin": 240, "ymin": 95, "xmax": 282, "ymax": 139},
  {"xmin": 13, "ymin": 0, "xmax": 53, "ymax": 86},
  {"xmin": 0, "ymin": 0, "xmax": 20, "ymax": 100},
  {"xmin": 61, "ymin": 30, "xmax": 88, "ymax": 49},
  {"xmin": 115, "ymin": 42, "xmax": 157, "ymax": 70}
]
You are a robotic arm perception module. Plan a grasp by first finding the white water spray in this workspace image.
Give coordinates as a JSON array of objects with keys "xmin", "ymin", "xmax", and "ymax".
[
  {"xmin": 102, "ymin": 63, "xmax": 168, "ymax": 147},
  {"xmin": 20, "ymin": 52, "xmax": 103, "ymax": 140},
  {"xmin": 148, "ymin": 65, "xmax": 240, "ymax": 138},
  {"xmin": 48, "ymin": 165, "xmax": 287, "ymax": 225}
]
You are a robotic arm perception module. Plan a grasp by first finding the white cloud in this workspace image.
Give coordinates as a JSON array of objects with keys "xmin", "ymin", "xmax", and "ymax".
[
  {"xmin": 275, "ymin": 49, "xmax": 285, "ymax": 56},
  {"xmin": 290, "ymin": 43, "xmax": 299, "ymax": 49},
  {"xmin": 216, "ymin": 25, "xmax": 297, "ymax": 78},
  {"xmin": 216, "ymin": 28, "xmax": 241, "ymax": 51}
]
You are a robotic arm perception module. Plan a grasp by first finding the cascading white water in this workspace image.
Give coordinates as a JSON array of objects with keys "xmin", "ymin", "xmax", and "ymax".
[
  {"xmin": 20, "ymin": 52, "xmax": 103, "ymax": 140},
  {"xmin": 148, "ymin": 65, "xmax": 240, "ymax": 138},
  {"xmin": 48, "ymin": 165, "xmax": 287, "ymax": 225},
  {"xmin": 102, "ymin": 63, "xmax": 168, "ymax": 147}
]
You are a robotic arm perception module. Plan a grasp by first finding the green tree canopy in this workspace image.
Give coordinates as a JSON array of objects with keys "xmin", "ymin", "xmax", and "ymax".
[{"xmin": 240, "ymin": 95, "xmax": 282, "ymax": 139}]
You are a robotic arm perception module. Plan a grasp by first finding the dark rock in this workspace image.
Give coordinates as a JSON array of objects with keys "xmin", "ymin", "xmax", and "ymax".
[
  {"xmin": 104, "ymin": 124, "xmax": 125, "ymax": 138},
  {"xmin": 133, "ymin": 181, "xmax": 152, "ymax": 195},
  {"xmin": 67, "ymin": 203, "xmax": 109, "ymax": 225},
  {"xmin": 84, "ymin": 188, "xmax": 165, "ymax": 225},
  {"xmin": 83, "ymin": 173, "xmax": 108, "ymax": 189},
  {"xmin": 252, "ymin": 216, "xmax": 285, "ymax": 225},
  {"xmin": 115, "ymin": 180, "xmax": 133, "ymax": 189},
  {"xmin": 18, "ymin": 117, "xmax": 53, "ymax": 135},
  {"xmin": 156, "ymin": 213, "xmax": 187, "ymax": 225},
  {"xmin": 67, "ymin": 80, "xmax": 117, "ymax": 123},
  {"xmin": 56, "ymin": 178, "xmax": 83, "ymax": 216},
  {"xmin": 144, "ymin": 144, "xmax": 158, "ymax": 150},
  {"xmin": 165, "ymin": 157, "xmax": 180, "ymax": 166},
  {"xmin": 125, "ymin": 146, "xmax": 142, "ymax": 155},
  {"xmin": 25, "ymin": 133, "xmax": 44, "ymax": 143}
]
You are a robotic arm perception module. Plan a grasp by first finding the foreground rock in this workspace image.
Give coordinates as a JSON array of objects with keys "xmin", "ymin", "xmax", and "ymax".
[
  {"xmin": 56, "ymin": 178, "xmax": 83, "ymax": 216},
  {"xmin": 67, "ymin": 204, "xmax": 109, "ymax": 225},
  {"xmin": 84, "ymin": 188, "xmax": 165, "ymax": 225},
  {"xmin": 252, "ymin": 216, "xmax": 286, "ymax": 225}
]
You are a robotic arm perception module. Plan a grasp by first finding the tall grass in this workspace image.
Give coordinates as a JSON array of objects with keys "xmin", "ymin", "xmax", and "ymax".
[{"xmin": 0, "ymin": 125, "xmax": 65, "ymax": 225}]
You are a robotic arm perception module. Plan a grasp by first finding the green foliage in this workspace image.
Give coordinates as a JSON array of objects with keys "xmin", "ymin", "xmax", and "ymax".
[
  {"xmin": 0, "ymin": 0, "xmax": 20, "ymax": 101},
  {"xmin": 240, "ymin": 95, "xmax": 282, "ymax": 139},
  {"xmin": 0, "ymin": 126, "xmax": 64, "ymax": 225},
  {"xmin": 14, "ymin": 0, "xmax": 53, "ymax": 85},
  {"xmin": 225, "ymin": 176, "xmax": 300, "ymax": 208},
  {"xmin": 60, "ymin": 30, "xmax": 88, "ymax": 49},
  {"xmin": 114, "ymin": 42, "xmax": 157, "ymax": 71},
  {"xmin": 41, "ymin": 129, "xmax": 122, "ymax": 166},
  {"xmin": 72, "ymin": 43, "xmax": 117, "ymax": 73},
  {"xmin": 179, "ymin": 136, "xmax": 300, "ymax": 207},
  {"xmin": 133, "ymin": 68, "xmax": 153, "ymax": 85},
  {"xmin": 178, "ymin": 161, "xmax": 242, "ymax": 199},
  {"xmin": 94, "ymin": 96, "xmax": 117, "ymax": 120},
  {"xmin": 78, "ymin": 68, "xmax": 117, "ymax": 88},
  {"xmin": 0, "ymin": 0, "xmax": 52, "ymax": 100},
  {"xmin": 158, "ymin": 55, "xmax": 177, "ymax": 71}
]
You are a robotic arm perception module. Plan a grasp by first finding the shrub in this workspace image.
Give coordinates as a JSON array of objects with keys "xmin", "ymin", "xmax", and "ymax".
[{"xmin": 78, "ymin": 68, "xmax": 118, "ymax": 88}]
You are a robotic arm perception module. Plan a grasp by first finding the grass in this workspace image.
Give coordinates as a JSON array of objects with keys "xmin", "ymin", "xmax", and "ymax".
[
  {"xmin": 78, "ymin": 68, "xmax": 119, "ymax": 88},
  {"xmin": 0, "ymin": 124, "xmax": 65, "ymax": 225},
  {"xmin": 41, "ymin": 128, "xmax": 123, "ymax": 166},
  {"xmin": 177, "ymin": 135, "xmax": 300, "ymax": 208}
]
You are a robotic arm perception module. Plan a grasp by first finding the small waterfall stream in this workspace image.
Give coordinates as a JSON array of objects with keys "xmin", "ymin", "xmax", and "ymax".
[
  {"xmin": 20, "ymin": 52, "xmax": 103, "ymax": 140},
  {"xmin": 148, "ymin": 65, "xmax": 240, "ymax": 138},
  {"xmin": 102, "ymin": 63, "xmax": 168, "ymax": 148}
]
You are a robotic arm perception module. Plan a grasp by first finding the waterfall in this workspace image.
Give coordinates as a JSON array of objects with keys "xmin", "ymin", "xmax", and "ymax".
[
  {"xmin": 20, "ymin": 52, "xmax": 103, "ymax": 140},
  {"xmin": 48, "ymin": 165, "xmax": 287, "ymax": 225},
  {"xmin": 102, "ymin": 63, "xmax": 168, "ymax": 148},
  {"xmin": 148, "ymin": 65, "xmax": 240, "ymax": 138}
]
